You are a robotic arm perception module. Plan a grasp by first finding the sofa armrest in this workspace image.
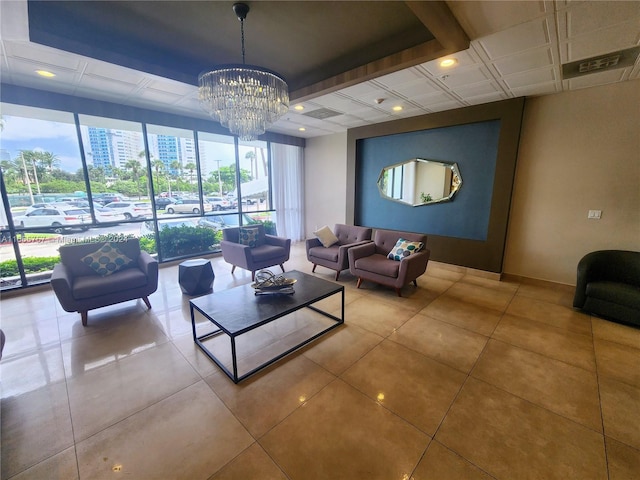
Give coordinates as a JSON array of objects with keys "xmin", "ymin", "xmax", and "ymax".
[
  {"xmin": 221, "ymin": 240, "xmax": 253, "ymax": 267},
  {"xmin": 51, "ymin": 263, "xmax": 76, "ymax": 311},
  {"xmin": 306, "ymin": 237, "xmax": 322, "ymax": 255},
  {"xmin": 348, "ymin": 242, "xmax": 377, "ymax": 269},
  {"xmin": 265, "ymin": 234, "xmax": 290, "ymax": 250},
  {"xmin": 398, "ymin": 249, "xmax": 431, "ymax": 280},
  {"xmin": 138, "ymin": 251, "xmax": 159, "ymax": 290},
  {"xmin": 337, "ymin": 240, "xmax": 372, "ymax": 263}
]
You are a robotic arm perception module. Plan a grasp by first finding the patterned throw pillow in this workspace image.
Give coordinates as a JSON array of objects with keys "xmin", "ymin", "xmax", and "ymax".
[
  {"xmin": 313, "ymin": 225, "xmax": 339, "ymax": 248},
  {"xmin": 387, "ymin": 238, "xmax": 424, "ymax": 261},
  {"xmin": 239, "ymin": 227, "xmax": 259, "ymax": 247},
  {"xmin": 81, "ymin": 243, "xmax": 133, "ymax": 276}
]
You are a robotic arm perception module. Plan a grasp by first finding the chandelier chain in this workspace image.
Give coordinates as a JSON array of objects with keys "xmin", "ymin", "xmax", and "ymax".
[{"xmin": 240, "ymin": 17, "xmax": 246, "ymax": 65}]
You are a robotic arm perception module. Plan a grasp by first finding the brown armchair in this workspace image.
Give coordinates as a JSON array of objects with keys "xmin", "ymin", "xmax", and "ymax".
[
  {"xmin": 51, "ymin": 238, "xmax": 158, "ymax": 326},
  {"xmin": 306, "ymin": 224, "xmax": 372, "ymax": 280},
  {"xmin": 220, "ymin": 224, "xmax": 291, "ymax": 280},
  {"xmin": 348, "ymin": 229, "xmax": 430, "ymax": 296}
]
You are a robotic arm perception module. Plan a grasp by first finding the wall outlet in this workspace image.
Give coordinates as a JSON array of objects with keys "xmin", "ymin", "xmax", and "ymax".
[{"xmin": 588, "ymin": 210, "xmax": 602, "ymax": 219}]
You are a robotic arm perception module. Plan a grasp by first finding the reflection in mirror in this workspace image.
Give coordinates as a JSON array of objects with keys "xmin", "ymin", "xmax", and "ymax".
[{"xmin": 377, "ymin": 158, "xmax": 462, "ymax": 206}]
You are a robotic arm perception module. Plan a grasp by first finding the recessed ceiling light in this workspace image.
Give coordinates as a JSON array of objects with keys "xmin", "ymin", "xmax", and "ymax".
[
  {"xmin": 35, "ymin": 70, "xmax": 56, "ymax": 78},
  {"xmin": 392, "ymin": 106, "xmax": 403, "ymax": 112},
  {"xmin": 294, "ymin": 105, "xmax": 304, "ymax": 111},
  {"xmin": 298, "ymin": 127, "xmax": 306, "ymax": 132},
  {"xmin": 439, "ymin": 58, "xmax": 458, "ymax": 68}
]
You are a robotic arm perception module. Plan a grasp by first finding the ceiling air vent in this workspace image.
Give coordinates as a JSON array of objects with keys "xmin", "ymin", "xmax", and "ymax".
[
  {"xmin": 562, "ymin": 46, "xmax": 640, "ymax": 79},
  {"xmin": 303, "ymin": 108, "xmax": 342, "ymax": 120}
]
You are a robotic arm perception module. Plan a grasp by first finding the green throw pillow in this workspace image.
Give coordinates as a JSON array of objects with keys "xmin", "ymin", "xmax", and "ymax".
[
  {"xmin": 387, "ymin": 238, "xmax": 424, "ymax": 261},
  {"xmin": 81, "ymin": 243, "xmax": 133, "ymax": 276},
  {"xmin": 239, "ymin": 227, "xmax": 259, "ymax": 247}
]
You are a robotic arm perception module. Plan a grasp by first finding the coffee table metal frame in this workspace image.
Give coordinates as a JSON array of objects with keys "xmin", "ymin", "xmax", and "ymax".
[{"xmin": 190, "ymin": 270, "xmax": 344, "ymax": 383}]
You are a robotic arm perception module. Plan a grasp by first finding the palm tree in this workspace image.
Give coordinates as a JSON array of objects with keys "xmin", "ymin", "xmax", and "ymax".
[
  {"xmin": 184, "ymin": 162, "xmax": 196, "ymax": 191},
  {"xmin": 245, "ymin": 151, "xmax": 256, "ymax": 179},
  {"xmin": 124, "ymin": 159, "xmax": 143, "ymax": 199}
]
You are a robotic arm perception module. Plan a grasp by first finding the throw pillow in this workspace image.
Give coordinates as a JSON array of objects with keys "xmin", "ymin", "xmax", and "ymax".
[
  {"xmin": 387, "ymin": 238, "xmax": 424, "ymax": 261},
  {"xmin": 314, "ymin": 225, "xmax": 339, "ymax": 248},
  {"xmin": 239, "ymin": 227, "xmax": 259, "ymax": 247},
  {"xmin": 81, "ymin": 243, "xmax": 133, "ymax": 276}
]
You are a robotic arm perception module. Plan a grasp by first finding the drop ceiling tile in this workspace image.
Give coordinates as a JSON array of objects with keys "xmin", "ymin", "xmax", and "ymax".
[
  {"xmin": 147, "ymin": 79, "xmax": 196, "ymax": 96},
  {"xmin": 558, "ymin": 1, "xmax": 640, "ymax": 39},
  {"xmin": 410, "ymin": 91, "xmax": 456, "ymax": 107},
  {"xmin": 493, "ymin": 47, "xmax": 554, "ymax": 76},
  {"xmin": 84, "ymin": 62, "xmax": 148, "ymax": 86},
  {"xmin": 5, "ymin": 42, "xmax": 83, "ymax": 71},
  {"xmin": 390, "ymin": 79, "xmax": 441, "ymax": 98},
  {"xmin": 452, "ymin": 81, "xmax": 501, "ymax": 98},
  {"xmin": 568, "ymin": 68, "xmax": 626, "ymax": 90},
  {"xmin": 437, "ymin": 65, "xmax": 492, "ymax": 87},
  {"xmin": 78, "ymin": 74, "xmax": 140, "ymax": 94},
  {"xmin": 339, "ymin": 81, "xmax": 387, "ymax": 100},
  {"xmin": 563, "ymin": 21, "xmax": 640, "ymax": 62},
  {"xmin": 427, "ymin": 100, "xmax": 466, "ymax": 112},
  {"xmin": 464, "ymin": 91, "xmax": 509, "ymax": 105},
  {"xmin": 504, "ymin": 66, "xmax": 556, "ymax": 89},
  {"xmin": 139, "ymin": 88, "xmax": 184, "ymax": 103},
  {"xmin": 374, "ymin": 68, "xmax": 426, "ymax": 89},
  {"xmin": 478, "ymin": 17, "xmax": 552, "ymax": 59},
  {"xmin": 510, "ymin": 81, "xmax": 560, "ymax": 97},
  {"xmin": 448, "ymin": 0, "xmax": 550, "ymax": 39}
]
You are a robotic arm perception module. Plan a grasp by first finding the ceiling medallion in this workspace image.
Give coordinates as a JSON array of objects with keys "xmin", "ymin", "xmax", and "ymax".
[{"xmin": 198, "ymin": 3, "xmax": 289, "ymax": 141}]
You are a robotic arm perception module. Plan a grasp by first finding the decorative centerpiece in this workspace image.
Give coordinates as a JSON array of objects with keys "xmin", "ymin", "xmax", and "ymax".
[{"xmin": 252, "ymin": 269, "xmax": 296, "ymax": 295}]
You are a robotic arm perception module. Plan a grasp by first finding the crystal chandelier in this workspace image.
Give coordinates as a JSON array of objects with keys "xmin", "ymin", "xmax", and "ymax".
[{"xmin": 198, "ymin": 3, "xmax": 289, "ymax": 141}]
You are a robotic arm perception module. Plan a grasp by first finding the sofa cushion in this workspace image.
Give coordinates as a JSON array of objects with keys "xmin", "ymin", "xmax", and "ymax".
[
  {"xmin": 73, "ymin": 268, "xmax": 148, "ymax": 300},
  {"xmin": 239, "ymin": 227, "xmax": 260, "ymax": 247},
  {"xmin": 81, "ymin": 243, "xmax": 133, "ymax": 276},
  {"xmin": 586, "ymin": 281, "xmax": 640, "ymax": 309},
  {"xmin": 354, "ymin": 254, "xmax": 399, "ymax": 278},
  {"xmin": 314, "ymin": 225, "xmax": 339, "ymax": 248},
  {"xmin": 250, "ymin": 244, "xmax": 287, "ymax": 263},
  {"xmin": 387, "ymin": 238, "xmax": 424, "ymax": 261},
  {"xmin": 309, "ymin": 245, "xmax": 339, "ymax": 262}
]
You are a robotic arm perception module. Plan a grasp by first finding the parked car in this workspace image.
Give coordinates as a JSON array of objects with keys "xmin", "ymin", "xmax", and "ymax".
[
  {"xmin": 92, "ymin": 207, "xmax": 127, "ymax": 224},
  {"xmin": 206, "ymin": 196, "xmax": 231, "ymax": 211},
  {"xmin": 197, "ymin": 214, "xmax": 258, "ymax": 229},
  {"xmin": 94, "ymin": 193, "xmax": 126, "ymax": 205},
  {"xmin": 140, "ymin": 219, "xmax": 199, "ymax": 236},
  {"xmin": 102, "ymin": 201, "xmax": 152, "ymax": 219},
  {"xmin": 24, "ymin": 202, "xmax": 62, "ymax": 215},
  {"xmin": 166, "ymin": 199, "xmax": 213, "ymax": 214},
  {"xmin": 153, "ymin": 197, "xmax": 175, "ymax": 210},
  {"xmin": 13, "ymin": 207, "xmax": 90, "ymax": 234}
]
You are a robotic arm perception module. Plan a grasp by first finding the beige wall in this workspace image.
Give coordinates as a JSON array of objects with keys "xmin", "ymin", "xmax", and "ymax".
[
  {"xmin": 304, "ymin": 80, "xmax": 640, "ymax": 285},
  {"xmin": 303, "ymin": 132, "xmax": 348, "ymax": 236},
  {"xmin": 504, "ymin": 79, "xmax": 640, "ymax": 285}
]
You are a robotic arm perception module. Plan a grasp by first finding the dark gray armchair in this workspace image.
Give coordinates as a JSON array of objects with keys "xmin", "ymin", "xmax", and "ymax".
[
  {"xmin": 51, "ymin": 238, "xmax": 158, "ymax": 326},
  {"xmin": 573, "ymin": 250, "xmax": 640, "ymax": 326},
  {"xmin": 220, "ymin": 224, "xmax": 291, "ymax": 280}
]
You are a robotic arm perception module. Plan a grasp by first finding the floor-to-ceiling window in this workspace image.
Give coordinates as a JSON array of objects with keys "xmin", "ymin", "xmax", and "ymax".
[{"xmin": 0, "ymin": 97, "xmax": 299, "ymax": 291}]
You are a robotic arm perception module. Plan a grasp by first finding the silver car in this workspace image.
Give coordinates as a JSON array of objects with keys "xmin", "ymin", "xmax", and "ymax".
[{"xmin": 166, "ymin": 199, "xmax": 213, "ymax": 214}]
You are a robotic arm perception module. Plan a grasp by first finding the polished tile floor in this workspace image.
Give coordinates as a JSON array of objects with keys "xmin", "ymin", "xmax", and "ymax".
[{"xmin": 1, "ymin": 243, "xmax": 639, "ymax": 479}]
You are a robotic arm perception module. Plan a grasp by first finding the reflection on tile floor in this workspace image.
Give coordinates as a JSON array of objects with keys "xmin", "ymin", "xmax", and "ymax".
[{"xmin": 1, "ymin": 243, "xmax": 639, "ymax": 479}]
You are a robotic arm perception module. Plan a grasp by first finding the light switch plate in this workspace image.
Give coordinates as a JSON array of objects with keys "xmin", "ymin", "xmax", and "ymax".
[{"xmin": 588, "ymin": 210, "xmax": 602, "ymax": 219}]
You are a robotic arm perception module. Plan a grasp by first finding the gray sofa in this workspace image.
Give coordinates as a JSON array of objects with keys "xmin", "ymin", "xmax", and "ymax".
[
  {"xmin": 306, "ymin": 224, "xmax": 372, "ymax": 280},
  {"xmin": 573, "ymin": 250, "xmax": 640, "ymax": 326},
  {"xmin": 51, "ymin": 238, "xmax": 158, "ymax": 326},
  {"xmin": 349, "ymin": 229, "xmax": 430, "ymax": 296}
]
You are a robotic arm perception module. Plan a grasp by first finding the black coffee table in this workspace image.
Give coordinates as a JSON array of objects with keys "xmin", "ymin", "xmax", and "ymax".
[{"xmin": 190, "ymin": 270, "xmax": 344, "ymax": 383}]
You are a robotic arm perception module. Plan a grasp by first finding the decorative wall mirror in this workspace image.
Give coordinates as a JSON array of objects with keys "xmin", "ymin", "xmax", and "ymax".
[{"xmin": 377, "ymin": 158, "xmax": 462, "ymax": 207}]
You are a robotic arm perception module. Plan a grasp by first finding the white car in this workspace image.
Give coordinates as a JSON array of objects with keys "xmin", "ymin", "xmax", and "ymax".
[
  {"xmin": 92, "ymin": 207, "xmax": 127, "ymax": 223},
  {"xmin": 14, "ymin": 207, "xmax": 90, "ymax": 233},
  {"xmin": 206, "ymin": 196, "xmax": 231, "ymax": 211},
  {"xmin": 102, "ymin": 201, "xmax": 153, "ymax": 219},
  {"xmin": 166, "ymin": 199, "xmax": 213, "ymax": 214}
]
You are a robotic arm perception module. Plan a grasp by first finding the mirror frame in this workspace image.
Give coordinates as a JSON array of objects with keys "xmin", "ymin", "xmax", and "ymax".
[{"xmin": 376, "ymin": 158, "xmax": 462, "ymax": 207}]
